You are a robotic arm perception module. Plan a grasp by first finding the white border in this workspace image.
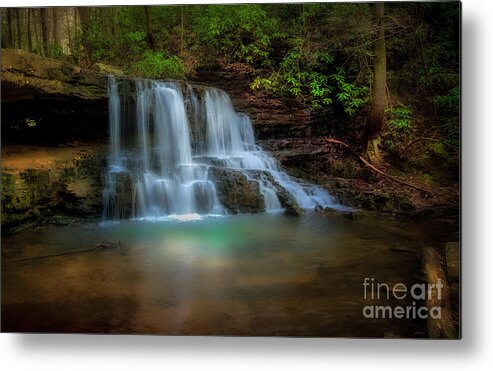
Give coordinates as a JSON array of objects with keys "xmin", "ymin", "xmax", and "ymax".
[{"xmin": 1, "ymin": 0, "xmax": 492, "ymax": 369}]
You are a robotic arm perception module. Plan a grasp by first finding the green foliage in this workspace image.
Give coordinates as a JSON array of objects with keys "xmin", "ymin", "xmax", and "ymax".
[
  {"xmin": 250, "ymin": 77, "xmax": 277, "ymax": 92},
  {"xmin": 386, "ymin": 105, "xmax": 413, "ymax": 132},
  {"xmin": 133, "ymin": 50, "xmax": 185, "ymax": 79},
  {"xmin": 252, "ymin": 50, "xmax": 369, "ymax": 111},
  {"xmin": 388, "ymin": 2, "xmax": 459, "ymax": 161},
  {"xmin": 83, "ymin": 12, "xmax": 117, "ymax": 63},
  {"xmin": 50, "ymin": 44, "xmax": 65, "ymax": 60},
  {"xmin": 196, "ymin": 5, "xmax": 279, "ymax": 66},
  {"xmin": 251, "ymin": 70, "xmax": 335, "ymax": 108},
  {"xmin": 383, "ymin": 104, "xmax": 414, "ymax": 155},
  {"xmin": 436, "ymin": 86, "xmax": 459, "ymax": 112},
  {"xmin": 127, "ymin": 31, "xmax": 146, "ymax": 43},
  {"xmin": 330, "ymin": 69, "xmax": 369, "ymax": 115},
  {"xmin": 428, "ymin": 141, "xmax": 447, "ymax": 159},
  {"xmin": 251, "ymin": 37, "xmax": 337, "ymax": 108},
  {"xmin": 248, "ymin": 3, "xmax": 373, "ymax": 112}
]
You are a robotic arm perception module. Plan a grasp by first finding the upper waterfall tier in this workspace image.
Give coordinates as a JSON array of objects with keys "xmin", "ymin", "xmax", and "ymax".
[{"xmin": 102, "ymin": 76, "xmax": 339, "ymax": 220}]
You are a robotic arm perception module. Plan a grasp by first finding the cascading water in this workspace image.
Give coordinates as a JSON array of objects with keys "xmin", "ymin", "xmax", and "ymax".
[
  {"xmin": 102, "ymin": 76, "xmax": 339, "ymax": 220},
  {"xmin": 200, "ymin": 89, "xmax": 335, "ymax": 210}
]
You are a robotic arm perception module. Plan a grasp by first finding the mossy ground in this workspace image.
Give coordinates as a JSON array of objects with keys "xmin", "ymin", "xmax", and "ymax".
[{"xmin": 1, "ymin": 144, "xmax": 106, "ymax": 235}]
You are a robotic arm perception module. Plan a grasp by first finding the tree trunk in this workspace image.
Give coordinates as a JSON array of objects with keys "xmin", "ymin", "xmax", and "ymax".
[
  {"xmin": 7, "ymin": 8, "xmax": 14, "ymax": 48},
  {"xmin": 180, "ymin": 7, "xmax": 184, "ymax": 56},
  {"xmin": 73, "ymin": 7, "xmax": 78, "ymax": 41},
  {"xmin": 40, "ymin": 8, "xmax": 50, "ymax": 56},
  {"xmin": 112, "ymin": 8, "xmax": 119, "ymax": 37},
  {"xmin": 52, "ymin": 8, "xmax": 60, "ymax": 54},
  {"xmin": 144, "ymin": 6, "xmax": 155, "ymax": 50},
  {"xmin": 27, "ymin": 9, "xmax": 33, "ymax": 52},
  {"xmin": 77, "ymin": 7, "xmax": 92, "ymax": 62},
  {"xmin": 15, "ymin": 8, "xmax": 22, "ymax": 49},
  {"xmin": 367, "ymin": 3, "xmax": 387, "ymax": 140},
  {"xmin": 101, "ymin": 8, "xmax": 111, "ymax": 36},
  {"xmin": 33, "ymin": 9, "xmax": 41, "ymax": 53},
  {"xmin": 64, "ymin": 9, "xmax": 72, "ymax": 52}
]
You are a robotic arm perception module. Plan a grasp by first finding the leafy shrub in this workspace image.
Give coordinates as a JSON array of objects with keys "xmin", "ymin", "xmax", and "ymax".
[
  {"xmin": 383, "ymin": 104, "xmax": 413, "ymax": 155},
  {"xmin": 196, "ymin": 5, "xmax": 278, "ymax": 66},
  {"xmin": 386, "ymin": 105, "xmax": 413, "ymax": 132},
  {"xmin": 330, "ymin": 69, "xmax": 369, "ymax": 115},
  {"xmin": 133, "ymin": 50, "xmax": 185, "ymax": 79}
]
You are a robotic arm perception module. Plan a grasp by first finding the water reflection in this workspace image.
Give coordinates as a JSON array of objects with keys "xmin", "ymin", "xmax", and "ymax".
[{"xmin": 1, "ymin": 213, "xmax": 456, "ymax": 336}]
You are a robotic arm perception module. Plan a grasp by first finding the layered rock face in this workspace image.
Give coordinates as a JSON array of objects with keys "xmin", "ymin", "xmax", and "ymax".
[
  {"xmin": 1, "ymin": 49, "xmax": 114, "ymax": 144},
  {"xmin": 208, "ymin": 167, "xmax": 265, "ymax": 213},
  {"xmin": 1, "ymin": 145, "xmax": 106, "ymax": 234},
  {"xmin": 209, "ymin": 167, "xmax": 303, "ymax": 215},
  {"xmin": 1, "ymin": 49, "xmax": 113, "ymax": 232},
  {"xmin": 1, "ymin": 49, "xmax": 350, "ymax": 148},
  {"xmin": 193, "ymin": 66, "xmax": 347, "ymax": 140}
]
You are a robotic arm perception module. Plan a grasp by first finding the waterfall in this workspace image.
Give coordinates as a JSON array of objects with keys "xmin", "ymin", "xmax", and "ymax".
[
  {"xmin": 108, "ymin": 75, "xmax": 122, "ymax": 168},
  {"xmin": 102, "ymin": 76, "xmax": 338, "ymax": 220},
  {"xmin": 201, "ymin": 88, "xmax": 335, "ymax": 210}
]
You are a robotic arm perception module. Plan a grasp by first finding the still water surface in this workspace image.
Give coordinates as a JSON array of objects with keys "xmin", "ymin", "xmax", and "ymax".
[{"xmin": 1, "ymin": 213, "xmax": 455, "ymax": 336}]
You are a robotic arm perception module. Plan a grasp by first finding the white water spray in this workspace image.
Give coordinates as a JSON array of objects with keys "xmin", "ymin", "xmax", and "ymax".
[{"xmin": 103, "ymin": 77, "xmax": 339, "ymax": 220}]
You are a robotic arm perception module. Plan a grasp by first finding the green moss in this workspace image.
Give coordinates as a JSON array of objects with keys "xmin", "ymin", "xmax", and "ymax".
[
  {"xmin": 77, "ymin": 85, "xmax": 106, "ymax": 100},
  {"xmin": 2, "ymin": 171, "xmax": 33, "ymax": 228},
  {"xmin": 60, "ymin": 167, "xmax": 77, "ymax": 183},
  {"xmin": 398, "ymin": 197, "xmax": 415, "ymax": 212}
]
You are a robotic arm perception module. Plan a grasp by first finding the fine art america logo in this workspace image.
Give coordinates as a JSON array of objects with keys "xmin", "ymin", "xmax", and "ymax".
[{"xmin": 362, "ymin": 277, "xmax": 443, "ymax": 320}]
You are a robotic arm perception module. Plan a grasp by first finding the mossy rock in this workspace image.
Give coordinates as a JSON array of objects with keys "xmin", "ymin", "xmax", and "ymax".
[
  {"xmin": 1, "ymin": 49, "xmax": 111, "ymax": 103},
  {"xmin": 209, "ymin": 167, "xmax": 265, "ymax": 213},
  {"xmin": 323, "ymin": 206, "xmax": 338, "ymax": 214},
  {"xmin": 397, "ymin": 197, "xmax": 416, "ymax": 212},
  {"xmin": 91, "ymin": 63, "xmax": 124, "ymax": 76},
  {"xmin": 1, "ymin": 149, "xmax": 105, "ymax": 235}
]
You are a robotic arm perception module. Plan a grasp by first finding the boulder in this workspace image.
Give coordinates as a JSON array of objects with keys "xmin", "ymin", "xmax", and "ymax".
[
  {"xmin": 1, "ymin": 48, "xmax": 108, "ymax": 102},
  {"xmin": 323, "ymin": 206, "xmax": 338, "ymax": 214},
  {"xmin": 271, "ymin": 181, "xmax": 302, "ymax": 216},
  {"xmin": 91, "ymin": 62, "xmax": 124, "ymax": 76},
  {"xmin": 208, "ymin": 167, "xmax": 265, "ymax": 213},
  {"xmin": 1, "ymin": 48, "xmax": 76, "ymax": 81},
  {"xmin": 103, "ymin": 170, "xmax": 134, "ymax": 219},
  {"xmin": 253, "ymin": 170, "xmax": 302, "ymax": 216},
  {"xmin": 235, "ymin": 169, "xmax": 302, "ymax": 216}
]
